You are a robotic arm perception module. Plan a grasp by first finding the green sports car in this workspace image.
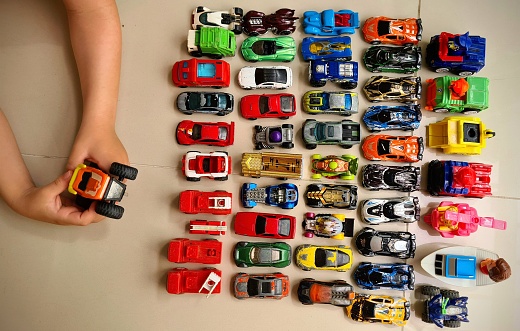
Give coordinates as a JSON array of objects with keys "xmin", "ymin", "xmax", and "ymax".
[
  {"xmin": 241, "ymin": 36, "xmax": 296, "ymax": 62},
  {"xmin": 234, "ymin": 242, "xmax": 292, "ymax": 268}
]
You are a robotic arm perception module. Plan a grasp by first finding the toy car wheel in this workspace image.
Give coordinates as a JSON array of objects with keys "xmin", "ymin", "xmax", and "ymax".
[
  {"xmin": 305, "ymin": 143, "xmax": 317, "ymax": 150},
  {"xmin": 214, "ymin": 176, "xmax": 228, "ymax": 181},
  {"xmin": 370, "ymin": 40, "xmax": 381, "ymax": 45},
  {"xmin": 462, "ymin": 108, "xmax": 479, "ymax": 115},
  {"xmin": 186, "ymin": 176, "xmax": 201, "ymax": 182},
  {"xmin": 310, "ymin": 80, "xmax": 326, "ymax": 88},
  {"xmin": 281, "ymin": 142, "xmax": 294, "ymax": 149},
  {"xmin": 444, "ymin": 320, "xmax": 461, "ymax": 328},
  {"xmin": 236, "ymin": 241, "xmax": 248, "ymax": 247},
  {"xmin": 196, "ymin": 6, "xmax": 205, "ymax": 13},
  {"xmin": 234, "ymin": 8, "xmax": 243, "ymax": 16},
  {"xmin": 212, "ymin": 86, "xmax": 223, "ymax": 89},
  {"xmin": 304, "ymin": 232, "xmax": 314, "ymax": 238},
  {"xmin": 232, "ymin": 25, "xmax": 243, "ymax": 35},
  {"xmin": 247, "ymin": 31, "xmax": 259, "ymax": 37},
  {"xmin": 305, "ymin": 212, "xmax": 315, "ymax": 218},
  {"xmin": 440, "ymin": 289, "xmax": 459, "ymax": 299},
  {"xmin": 109, "ymin": 162, "xmax": 138, "ymax": 180},
  {"xmin": 208, "ymin": 54, "xmax": 223, "ymax": 60},
  {"xmin": 311, "ymin": 173, "xmax": 321, "ymax": 180},
  {"xmin": 340, "ymin": 145, "xmax": 353, "ymax": 149},
  {"xmin": 279, "ymin": 30, "xmax": 291, "ymax": 36},
  {"xmin": 457, "ymin": 71, "xmax": 474, "ymax": 77},
  {"xmin": 433, "ymin": 108, "xmax": 449, "ymax": 113},
  {"xmin": 217, "ymin": 112, "xmax": 226, "ymax": 116},
  {"xmin": 189, "ymin": 51, "xmax": 203, "ymax": 57},
  {"xmin": 248, "ymin": 59, "xmax": 258, "ymax": 63},
  {"xmin": 282, "ymin": 124, "xmax": 293, "ymax": 129},
  {"xmin": 254, "ymin": 143, "xmax": 263, "ymax": 150},
  {"xmin": 422, "ymin": 311, "xmax": 433, "ymax": 323},
  {"xmin": 434, "ymin": 67, "xmax": 449, "ymax": 73},
  {"xmin": 340, "ymin": 82, "xmax": 357, "ymax": 90},
  {"xmin": 280, "ymin": 116, "xmax": 290, "ymax": 120},
  {"xmin": 421, "ymin": 285, "xmax": 440, "ymax": 296},
  {"xmin": 247, "ymin": 117, "xmax": 257, "ymax": 120},
  {"xmin": 311, "ymin": 154, "xmax": 322, "ymax": 160},
  {"xmin": 95, "ymin": 201, "xmax": 124, "ymax": 219}
]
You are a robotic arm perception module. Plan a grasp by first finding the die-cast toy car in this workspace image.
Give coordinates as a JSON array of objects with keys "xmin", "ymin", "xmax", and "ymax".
[
  {"xmin": 234, "ymin": 241, "xmax": 291, "ymax": 268},
  {"xmin": 234, "ymin": 212, "xmax": 296, "ymax": 239},
  {"xmin": 192, "ymin": 6, "xmax": 243, "ymax": 34},
  {"xmin": 303, "ymin": 9, "xmax": 360, "ymax": 35},
  {"xmin": 240, "ymin": 93, "xmax": 296, "ymax": 120},
  {"xmin": 362, "ymin": 164, "xmax": 421, "ymax": 192},
  {"xmin": 302, "ymin": 119, "xmax": 361, "ymax": 150},
  {"xmin": 354, "ymin": 262, "xmax": 415, "ymax": 290},
  {"xmin": 362, "ymin": 197, "xmax": 420, "ymax": 224},
  {"xmin": 304, "ymin": 183, "xmax": 357, "ymax": 209},
  {"xmin": 361, "ymin": 134, "xmax": 424, "ymax": 162},
  {"xmin": 298, "ymin": 279, "xmax": 355, "ymax": 307},
  {"xmin": 234, "ymin": 272, "xmax": 290, "ymax": 299},
  {"xmin": 355, "ymin": 227, "xmax": 416, "ymax": 259},
  {"xmin": 362, "ymin": 17, "xmax": 422, "ymax": 45},
  {"xmin": 241, "ymin": 36, "xmax": 296, "ymax": 62},
  {"xmin": 363, "ymin": 45, "xmax": 421, "ymax": 73},
  {"xmin": 242, "ymin": 9, "xmax": 298, "ymax": 36},
  {"xmin": 241, "ymin": 182, "xmax": 298, "ymax": 209},
  {"xmin": 363, "ymin": 105, "xmax": 421, "ymax": 132},
  {"xmin": 182, "ymin": 151, "xmax": 231, "ymax": 181},
  {"xmin": 176, "ymin": 120, "xmax": 234, "ymax": 147},
  {"xmin": 363, "ymin": 76, "xmax": 421, "ymax": 103},
  {"xmin": 238, "ymin": 66, "xmax": 292, "ymax": 89},
  {"xmin": 176, "ymin": 92, "xmax": 234, "ymax": 116},
  {"xmin": 302, "ymin": 90, "xmax": 358, "ymax": 116},
  {"xmin": 302, "ymin": 213, "xmax": 354, "ymax": 239}
]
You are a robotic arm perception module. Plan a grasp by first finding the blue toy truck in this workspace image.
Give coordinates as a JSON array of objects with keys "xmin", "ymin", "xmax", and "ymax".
[
  {"xmin": 426, "ymin": 32, "xmax": 485, "ymax": 76},
  {"xmin": 309, "ymin": 60, "xmax": 358, "ymax": 89}
]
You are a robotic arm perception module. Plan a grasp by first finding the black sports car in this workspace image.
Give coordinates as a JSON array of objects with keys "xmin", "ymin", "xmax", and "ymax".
[
  {"xmin": 363, "ymin": 46, "xmax": 421, "ymax": 74},
  {"xmin": 176, "ymin": 92, "xmax": 234, "ymax": 116},
  {"xmin": 304, "ymin": 183, "xmax": 357, "ymax": 209},
  {"xmin": 362, "ymin": 164, "xmax": 420, "ymax": 192},
  {"xmin": 297, "ymin": 278, "xmax": 355, "ymax": 307},
  {"xmin": 363, "ymin": 76, "xmax": 421, "ymax": 103},
  {"xmin": 355, "ymin": 227, "xmax": 416, "ymax": 259}
]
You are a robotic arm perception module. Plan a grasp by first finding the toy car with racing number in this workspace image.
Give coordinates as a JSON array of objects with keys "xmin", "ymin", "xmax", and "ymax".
[
  {"xmin": 302, "ymin": 213, "xmax": 354, "ymax": 239},
  {"xmin": 176, "ymin": 120, "xmax": 234, "ymax": 147},
  {"xmin": 241, "ymin": 182, "xmax": 298, "ymax": 209},
  {"xmin": 362, "ymin": 164, "xmax": 420, "ymax": 192},
  {"xmin": 362, "ymin": 134, "xmax": 424, "ymax": 162},
  {"xmin": 363, "ymin": 105, "xmax": 421, "ymax": 132},
  {"xmin": 304, "ymin": 183, "xmax": 357, "ymax": 209},
  {"xmin": 362, "ymin": 197, "xmax": 420, "ymax": 224},
  {"xmin": 346, "ymin": 294, "xmax": 411, "ymax": 326},
  {"xmin": 355, "ymin": 227, "xmax": 416, "ymax": 259}
]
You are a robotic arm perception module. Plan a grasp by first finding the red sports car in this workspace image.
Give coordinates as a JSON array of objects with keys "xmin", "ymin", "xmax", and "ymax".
[
  {"xmin": 176, "ymin": 120, "xmax": 234, "ymax": 146},
  {"xmin": 362, "ymin": 134, "xmax": 423, "ymax": 162},
  {"xmin": 234, "ymin": 212, "xmax": 296, "ymax": 239},
  {"xmin": 240, "ymin": 93, "xmax": 296, "ymax": 120}
]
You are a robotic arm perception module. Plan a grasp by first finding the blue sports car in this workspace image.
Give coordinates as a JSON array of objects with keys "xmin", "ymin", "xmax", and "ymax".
[
  {"xmin": 363, "ymin": 105, "xmax": 421, "ymax": 132},
  {"xmin": 241, "ymin": 183, "xmax": 298, "ymax": 209},
  {"xmin": 354, "ymin": 262, "xmax": 414, "ymax": 290},
  {"xmin": 301, "ymin": 36, "xmax": 352, "ymax": 61}
]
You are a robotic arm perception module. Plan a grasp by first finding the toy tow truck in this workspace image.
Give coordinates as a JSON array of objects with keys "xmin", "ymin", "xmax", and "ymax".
[
  {"xmin": 427, "ymin": 116, "xmax": 495, "ymax": 155},
  {"xmin": 424, "ymin": 76, "xmax": 489, "ymax": 114},
  {"xmin": 424, "ymin": 201, "xmax": 507, "ymax": 238},
  {"xmin": 241, "ymin": 152, "xmax": 302, "ymax": 180},
  {"xmin": 167, "ymin": 238, "xmax": 222, "ymax": 264},
  {"xmin": 426, "ymin": 32, "xmax": 485, "ymax": 76},
  {"xmin": 187, "ymin": 26, "xmax": 236, "ymax": 59},
  {"xmin": 428, "ymin": 160, "xmax": 492, "ymax": 198},
  {"xmin": 68, "ymin": 162, "xmax": 138, "ymax": 219}
]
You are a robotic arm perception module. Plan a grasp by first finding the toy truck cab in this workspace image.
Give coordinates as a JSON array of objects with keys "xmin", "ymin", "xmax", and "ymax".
[
  {"xmin": 424, "ymin": 76, "xmax": 489, "ymax": 114},
  {"xmin": 172, "ymin": 58, "xmax": 230, "ymax": 88},
  {"xmin": 426, "ymin": 32, "xmax": 486, "ymax": 76},
  {"xmin": 309, "ymin": 60, "xmax": 358, "ymax": 89},
  {"xmin": 187, "ymin": 27, "xmax": 236, "ymax": 59},
  {"xmin": 167, "ymin": 238, "xmax": 222, "ymax": 264}
]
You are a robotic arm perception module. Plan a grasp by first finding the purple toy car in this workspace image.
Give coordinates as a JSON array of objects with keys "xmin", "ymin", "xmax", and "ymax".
[{"xmin": 242, "ymin": 9, "xmax": 298, "ymax": 36}]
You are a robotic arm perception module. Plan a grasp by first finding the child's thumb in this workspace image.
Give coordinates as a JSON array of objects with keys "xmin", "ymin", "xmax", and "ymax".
[{"xmin": 48, "ymin": 170, "xmax": 73, "ymax": 194}]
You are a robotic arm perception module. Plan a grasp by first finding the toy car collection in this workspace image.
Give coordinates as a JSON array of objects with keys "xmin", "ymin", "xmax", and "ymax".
[
  {"xmin": 295, "ymin": 245, "xmax": 353, "ymax": 271},
  {"xmin": 361, "ymin": 134, "xmax": 424, "ymax": 162},
  {"xmin": 363, "ymin": 75, "xmax": 421, "ymax": 103},
  {"xmin": 167, "ymin": 238, "xmax": 222, "ymax": 264},
  {"xmin": 310, "ymin": 154, "xmax": 358, "ymax": 180},
  {"xmin": 166, "ymin": 268, "xmax": 222, "ymax": 295},
  {"xmin": 302, "ymin": 90, "xmax": 359, "ymax": 116},
  {"xmin": 362, "ymin": 197, "xmax": 420, "ymax": 224},
  {"xmin": 309, "ymin": 59, "xmax": 358, "ymax": 89},
  {"xmin": 179, "ymin": 190, "xmax": 232, "ymax": 215},
  {"xmin": 362, "ymin": 16, "xmax": 422, "ymax": 45},
  {"xmin": 427, "ymin": 116, "xmax": 495, "ymax": 155},
  {"xmin": 242, "ymin": 8, "xmax": 298, "ymax": 36},
  {"xmin": 68, "ymin": 162, "xmax": 138, "ymax": 219},
  {"xmin": 424, "ymin": 76, "xmax": 489, "ymax": 114},
  {"xmin": 241, "ymin": 36, "xmax": 296, "ymax": 62},
  {"xmin": 234, "ymin": 212, "xmax": 296, "ymax": 239},
  {"xmin": 176, "ymin": 120, "xmax": 234, "ymax": 146},
  {"xmin": 187, "ymin": 26, "xmax": 236, "ymax": 59},
  {"xmin": 427, "ymin": 160, "xmax": 492, "ymax": 198},
  {"xmin": 253, "ymin": 124, "xmax": 294, "ymax": 150},
  {"xmin": 354, "ymin": 262, "xmax": 415, "ymax": 290},
  {"xmin": 363, "ymin": 45, "xmax": 421, "ymax": 73},
  {"xmin": 182, "ymin": 151, "xmax": 231, "ymax": 181},
  {"xmin": 241, "ymin": 182, "xmax": 298, "ymax": 209},
  {"xmin": 301, "ymin": 36, "xmax": 352, "ymax": 61},
  {"xmin": 302, "ymin": 213, "xmax": 354, "ymax": 239},
  {"xmin": 424, "ymin": 201, "xmax": 506, "ymax": 238},
  {"xmin": 189, "ymin": 220, "xmax": 226, "ymax": 236},
  {"xmin": 238, "ymin": 66, "xmax": 292, "ymax": 89},
  {"xmin": 241, "ymin": 152, "xmax": 303, "ymax": 180},
  {"xmin": 362, "ymin": 105, "xmax": 421, "ymax": 132},
  {"xmin": 240, "ymin": 93, "xmax": 296, "ymax": 120},
  {"xmin": 346, "ymin": 294, "xmax": 411, "ymax": 326},
  {"xmin": 304, "ymin": 183, "xmax": 357, "ymax": 209},
  {"xmin": 191, "ymin": 6, "xmax": 243, "ymax": 34},
  {"xmin": 302, "ymin": 119, "xmax": 361, "ymax": 150},
  {"xmin": 233, "ymin": 272, "xmax": 290, "ymax": 299},
  {"xmin": 362, "ymin": 164, "xmax": 421, "ymax": 192},
  {"xmin": 297, "ymin": 279, "xmax": 355, "ymax": 307},
  {"xmin": 355, "ymin": 227, "xmax": 416, "ymax": 259},
  {"xmin": 233, "ymin": 241, "xmax": 291, "ymax": 268},
  {"xmin": 172, "ymin": 58, "xmax": 230, "ymax": 88},
  {"xmin": 303, "ymin": 9, "xmax": 360, "ymax": 36},
  {"xmin": 176, "ymin": 91, "xmax": 234, "ymax": 116},
  {"xmin": 421, "ymin": 285, "xmax": 469, "ymax": 328},
  {"xmin": 426, "ymin": 31, "xmax": 486, "ymax": 76}
]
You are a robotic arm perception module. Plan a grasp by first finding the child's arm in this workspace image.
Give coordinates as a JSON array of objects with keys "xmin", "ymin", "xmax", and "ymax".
[
  {"xmin": 0, "ymin": 110, "xmax": 103, "ymax": 225},
  {"xmin": 63, "ymin": 0, "xmax": 129, "ymax": 172}
]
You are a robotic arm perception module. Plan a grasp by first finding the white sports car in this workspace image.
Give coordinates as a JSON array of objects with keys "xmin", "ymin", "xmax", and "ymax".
[
  {"xmin": 192, "ymin": 6, "xmax": 243, "ymax": 34},
  {"xmin": 362, "ymin": 197, "xmax": 420, "ymax": 224},
  {"xmin": 238, "ymin": 66, "xmax": 292, "ymax": 90}
]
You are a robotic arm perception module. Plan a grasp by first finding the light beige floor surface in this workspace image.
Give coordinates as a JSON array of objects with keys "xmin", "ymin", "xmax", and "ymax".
[{"xmin": 1, "ymin": 0, "xmax": 518, "ymax": 330}]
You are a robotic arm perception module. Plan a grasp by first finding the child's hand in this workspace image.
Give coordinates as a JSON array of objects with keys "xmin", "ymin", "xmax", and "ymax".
[
  {"xmin": 16, "ymin": 171, "xmax": 104, "ymax": 225},
  {"xmin": 67, "ymin": 124, "xmax": 129, "ymax": 172}
]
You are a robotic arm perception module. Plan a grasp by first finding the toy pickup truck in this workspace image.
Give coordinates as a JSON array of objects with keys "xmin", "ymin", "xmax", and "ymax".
[
  {"xmin": 426, "ymin": 32, "xmax": 485, "ymax": 76},
  {"xmin": 424, "ymin": 76, "xmax": 489, "ymax": 114},
  {"xmin": 179, "ymin": 190, "xmax": 232, "ymax": 215},
  {"xmin": 241, "ymin": 152, "xmax": 302, "ymax": 180},
  {"xmin": 172, "ymin": 58, "xmax": 230, "ymax": 88},
  {"xmin": 428, "ymin": 160, "xmax": 492, "ymax": 198},
  {"xmin": 167, "ymin": 238, "xmax": 222, "ymax": 264},
  {"xmin": 187, "ymin": 26, "xmax": 236, "ymax": 59},
  {"xmin": 309, "ymin": 60, "xmax": 358, "ymax": 89}
]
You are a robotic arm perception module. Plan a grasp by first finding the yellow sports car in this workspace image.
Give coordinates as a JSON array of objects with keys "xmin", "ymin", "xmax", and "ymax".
[
  {"xmin": 295, "ymin": 245, "xmax": 352, "ymax": 271},
  {"xmin": 346, "ymin": 294, "xmax": 410, "ymax": 326}
]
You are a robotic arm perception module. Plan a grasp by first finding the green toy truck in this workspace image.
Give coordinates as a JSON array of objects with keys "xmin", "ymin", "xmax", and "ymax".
[
  {"xmin": 424, "ymin": 76, "xmax": 489, "ymax": 114},
  {"xmin": 188, "ymin": 26, "xmax": 236, "ymax": 59}
]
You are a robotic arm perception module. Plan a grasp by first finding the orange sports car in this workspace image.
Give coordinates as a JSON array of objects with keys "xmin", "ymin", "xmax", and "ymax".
[
  {"xmin": 362, "ymin": 135, "xmax": 423, "ymax": 162},
  {"xmin": 362, "ymin": 17, "xmax": 422, "ymax": 46}
]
